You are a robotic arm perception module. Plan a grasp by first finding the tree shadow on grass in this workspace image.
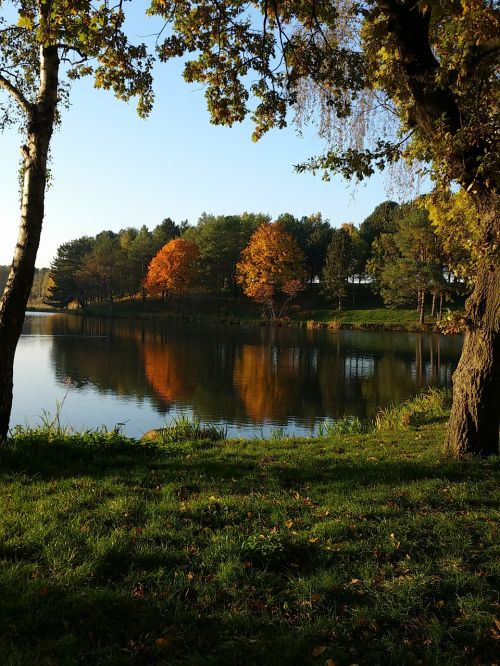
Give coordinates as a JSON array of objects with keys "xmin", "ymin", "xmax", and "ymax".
[{"xmin": 1, "ymin": 435, "xmax": 494, "ymax": 490}]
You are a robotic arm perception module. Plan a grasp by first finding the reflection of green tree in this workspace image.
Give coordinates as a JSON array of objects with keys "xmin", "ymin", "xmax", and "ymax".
[{"xmin": 358, "ymin": 357, "xmax": 416, "ymax": 416}]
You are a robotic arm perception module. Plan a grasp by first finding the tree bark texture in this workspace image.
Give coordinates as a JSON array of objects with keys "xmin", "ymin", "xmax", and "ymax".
[
  {"xmin": 445, "ymin": 212, "xmax": 500, "ymax": 457},
  {"xmin": 0, "ymin": 46, "xmax": 59, "ymax": 443}
]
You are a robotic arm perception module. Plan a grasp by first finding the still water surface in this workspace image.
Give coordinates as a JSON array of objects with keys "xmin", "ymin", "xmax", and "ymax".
[{"xmin": 12, "ymin": 312, "xmax": 463, "ymax": 438}]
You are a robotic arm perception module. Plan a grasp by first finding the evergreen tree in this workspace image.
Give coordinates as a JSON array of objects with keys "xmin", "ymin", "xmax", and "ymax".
[
  {"xmin": 322, "ymin": 229, "xmax": 355, "ymax": 310},
  {"xmin": 46, "ymin": 237, "xmax": 94, "ymax": 308}
]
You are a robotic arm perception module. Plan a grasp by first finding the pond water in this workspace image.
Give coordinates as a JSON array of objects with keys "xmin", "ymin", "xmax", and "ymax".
[{"xmin": 11, "ymin": 312, "xmax": 463, "ymax": 438}]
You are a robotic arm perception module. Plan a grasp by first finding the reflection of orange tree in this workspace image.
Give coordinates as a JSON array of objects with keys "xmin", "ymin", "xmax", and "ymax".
[
  {"xmin": 233, "ymin": 345, "xmax": 300, "ymax": 421},
  {"xmin": 143, "ymin": 343, "xmax": 194, "ymax": 405}
]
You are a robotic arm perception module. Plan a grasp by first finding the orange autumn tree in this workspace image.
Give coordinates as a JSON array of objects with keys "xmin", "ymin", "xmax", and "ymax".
[
  {"xmin": 236, "ymin": 222, "xmax": 306, "ymax": 319},
  {"xmin": 144, "ymin": 239, "xmax": 200, "ymax": 297}
]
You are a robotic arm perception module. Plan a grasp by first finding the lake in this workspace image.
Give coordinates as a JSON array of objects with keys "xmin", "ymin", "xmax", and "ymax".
[{"xmin": 11, "ymin": 312, "xmax": 463, "ymax": 438}]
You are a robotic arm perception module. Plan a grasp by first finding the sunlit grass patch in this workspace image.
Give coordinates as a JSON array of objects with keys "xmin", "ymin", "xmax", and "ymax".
[
  {"xmin": 375, "ymin": 387, "xmax": 452, "ymax": 430},
  {"xmin": 143, "ymin": 413, "xmax": 228, "ymax": 444}
]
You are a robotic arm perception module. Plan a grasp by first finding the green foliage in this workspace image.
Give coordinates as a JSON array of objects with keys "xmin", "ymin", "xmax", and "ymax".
[
  {"xmin": 152, "ymin": 0, "xmax": 499, "ymax": 200},
  {"xmin": 277, "ymin": 213, "xmax": 334, "ymax": 283},
  {"xmin": 76, "ymin": 232, "xmax": 129, "ymax": 305},
  {"xmin": 184, "ymin": 213, "xmax": 267, "ymax": 292},
  {"xmin": 0, "ymin": 265, "xmax": 50, "ymax": 304},
  {"xmin": 359, "ymin": 201, "xmax": 400, "ymax": 272},
  {"xmin": 46, "ymin": 219, "xmax": 186, "ymax": 308},
  {"xmin": 46, "ymin": 236, "xmax": 94, "ymax": 308},
  {"xmin": 321, "ymin": 228, "xmax": 356, "ymax": 309},
  {"xmin": 366, "ymin": 204, "xmax": 450, "ymax": 321},
  {"xmin": 0, "ymin": 0, "xmax": 154, "ymax": 128}
]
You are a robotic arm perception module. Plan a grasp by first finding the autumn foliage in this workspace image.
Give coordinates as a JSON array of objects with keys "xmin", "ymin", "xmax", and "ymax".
[
  {"xmin": 236, "ymin": 223, "xmax": 306, "ymax": 318},
  {"xmin": 144, "ymin": 239, "xmax": 200, "ymax": 296}
]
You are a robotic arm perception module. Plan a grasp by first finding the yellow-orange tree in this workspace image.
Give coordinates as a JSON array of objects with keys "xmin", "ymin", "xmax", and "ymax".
[
  {"xmin": 236, "ymin": 223, "xmax": 306, "ymax": 319},
  {"xmin": 144, "ymin": 239, "xmax": 200, "ymax": 297}
]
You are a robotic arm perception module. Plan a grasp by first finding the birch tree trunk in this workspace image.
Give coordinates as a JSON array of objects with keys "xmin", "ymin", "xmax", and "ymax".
[{"xmin": 0, "ymin": 45, "xmax": 59, "ymax": 443}]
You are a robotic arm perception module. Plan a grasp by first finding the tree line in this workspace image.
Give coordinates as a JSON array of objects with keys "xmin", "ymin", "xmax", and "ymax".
[
  {"xmin": 44, "ymin": 196, "xmax": 473, "ymax": 323},
  {"xmin": 0, "ymin": 267, "xmax": 50, "ymax": 307}
]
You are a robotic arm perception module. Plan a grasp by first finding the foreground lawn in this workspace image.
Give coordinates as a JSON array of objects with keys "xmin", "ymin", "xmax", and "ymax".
[{"xmin": 0, "ymin": 426, "xmax": 498, "ymax": 665}]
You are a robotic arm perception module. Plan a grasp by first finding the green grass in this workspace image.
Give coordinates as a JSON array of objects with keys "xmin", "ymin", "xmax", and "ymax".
[
  {"xmin": 0, "ymin": 420, "xmax": 498, "ymax": 665},
  {"xmin": 144, "ymin": 414, "xmax": 228, "ymax": 445}
]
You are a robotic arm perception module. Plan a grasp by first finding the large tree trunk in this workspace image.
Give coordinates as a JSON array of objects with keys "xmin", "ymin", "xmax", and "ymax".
[
  {"xmin": 377, "ymin": 0, "xmax": 499, "ymax": 456},
  {"xmin": 445, "ymin": 203, "xmax": 500, "ymax": 458},
  {"xmin": 0, "ymin": 46, "xmax": 59, "ymax": 444}
]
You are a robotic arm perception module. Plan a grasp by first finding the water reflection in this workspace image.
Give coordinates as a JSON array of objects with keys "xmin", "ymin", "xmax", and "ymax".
[{"xmin": 17, "ymin": 313, "xmax": 463, "ymax": 435}]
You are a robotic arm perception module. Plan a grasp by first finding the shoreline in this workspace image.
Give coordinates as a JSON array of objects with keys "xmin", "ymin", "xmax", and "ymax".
[{"xmin": 27, "ymin": 305, "xmax": 447, "ymax": 334}]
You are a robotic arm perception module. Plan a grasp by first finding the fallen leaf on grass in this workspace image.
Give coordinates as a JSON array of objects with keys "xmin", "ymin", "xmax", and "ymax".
[{"xmin": 312, "ymin": 645, "xmax": 327, "ymax": 657}]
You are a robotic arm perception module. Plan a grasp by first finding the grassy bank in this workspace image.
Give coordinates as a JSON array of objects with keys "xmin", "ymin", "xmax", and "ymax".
[
  {"xmin": 52, "ymin": 285, "xmax": 466, "ymax": 333},
  {"xmin": 0, "ymin": 414, "xmax": 498, "ymax": 664}
]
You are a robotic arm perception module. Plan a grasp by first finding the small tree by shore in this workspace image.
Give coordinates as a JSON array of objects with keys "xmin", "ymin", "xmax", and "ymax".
[{"xmin": 236, "ymin": 223, "xmax": 306, "ymax": 319}]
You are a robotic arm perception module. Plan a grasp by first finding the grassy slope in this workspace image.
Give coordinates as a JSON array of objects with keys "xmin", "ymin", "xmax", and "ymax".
[{"xmin": 0, "ymin": 425, "xmax": 498, "ymax": 665}]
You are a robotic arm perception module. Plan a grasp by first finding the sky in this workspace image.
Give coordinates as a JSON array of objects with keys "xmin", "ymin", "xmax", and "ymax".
[{"xmin": 0, "ymin": 5, "xmax": 407, "ymax": 269}]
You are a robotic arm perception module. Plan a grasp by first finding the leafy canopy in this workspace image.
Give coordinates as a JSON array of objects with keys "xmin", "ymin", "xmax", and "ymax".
[
  {"xmin": 0, "ymin": 0, "xmax": 154, "ymax": 129},
  {"xmin": 236, "ymin": 222, "xmax": 306, "ymax": 318},
  {"xmin": 152, "ymin": 0, "xmax": 499, "ymax": 194},
  {"xmin": 144, "ymin": 238, "xmax": 200, "ymax": 296}
]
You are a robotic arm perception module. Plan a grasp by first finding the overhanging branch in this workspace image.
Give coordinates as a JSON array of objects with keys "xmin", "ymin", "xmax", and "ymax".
[{"xmin": 0, "ymin": 73, "xmax": 33, "ymax": 118}]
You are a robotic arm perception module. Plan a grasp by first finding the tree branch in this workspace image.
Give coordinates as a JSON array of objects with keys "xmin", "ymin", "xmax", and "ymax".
[{"xmin": 0, "ymin": 73, "xmax": 33, "ymax": 117}]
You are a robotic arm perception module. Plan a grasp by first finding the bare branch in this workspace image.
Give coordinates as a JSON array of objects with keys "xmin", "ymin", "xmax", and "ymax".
[{"xmin": 0, "ymin": 73, "xmax": 32, "ymax": 117}]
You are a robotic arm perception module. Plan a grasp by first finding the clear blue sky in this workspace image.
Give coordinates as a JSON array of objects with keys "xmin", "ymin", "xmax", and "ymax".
[{"xmin": 0, "ymin": 6, "xmax": 402, "ymax": 269}]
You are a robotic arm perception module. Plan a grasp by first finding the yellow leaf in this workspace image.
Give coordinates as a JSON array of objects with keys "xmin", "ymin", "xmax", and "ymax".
[
  {"xmin": 17, "ymin": 15, "xmax": 33, "ymax": 30},
  {"xmin": 312, "ymin": 645, "xmax": 327, "ymax": 657},
  {"xmin": 285, "ymin": 519, "xmax": 294, "ymax": 529}
]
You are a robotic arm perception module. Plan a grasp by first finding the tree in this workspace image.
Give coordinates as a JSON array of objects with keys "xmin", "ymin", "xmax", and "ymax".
[
  {"xmin": 277, "ymin": 212, "xmax": 333, "ymax": 283},
  {"xmin": 359, "ymin": 202, "xmax": 400, "ymax": 249},
  {"xmin": 373, "ymin": 206, "xmax": 445, "ymax": 324},
  {"xmin": 322, "ymin": 228, "xmax": 355, "ymax": 310},
  {"xmin": 152, "ymin": 217, "xmax": 186, "ymax": 250},
  {"xmin": 358, "ymin": 201, "xmax": 400, "ymax": 277},
  {"xmin": 426, "ymin": 190, "xmax": 482, "ymax": 284},
  {"xmin": 0, "ymin": 1, "xmax": 154, "ymax": 442},
  {"xmin": 185, "ymin": 212, "xmax": 267, "ymax": 292},
  {"xmin": 236, "ymin": 222, "xmax": 306, "ymax": 319},
  {"xmin": 46, "ymin": 236, "xmax": 94, "ymax": 308},
  {"xmin": 126, "ymin": 226, "xmax": 156, "ymax": 300},
  {"xmin": 76, "ymin": 232, "xmax": 129, "ymax": 307},
  {"xmin": 144, "ymin": 238, "xmax": 200, "ymax": 297},
  {"xmin": 155, "ymin": 0, "xmax": 500, "ymax": 457}
]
